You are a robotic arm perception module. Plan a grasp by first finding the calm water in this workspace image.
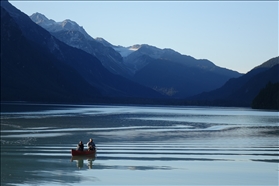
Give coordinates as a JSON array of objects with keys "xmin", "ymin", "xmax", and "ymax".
[{"xmin": 1, "ymin": 103, "xmax": 278, "ymax": 186}]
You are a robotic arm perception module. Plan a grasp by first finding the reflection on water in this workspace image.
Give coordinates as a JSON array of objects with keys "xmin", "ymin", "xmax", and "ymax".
[
  {"xmin": 1, "ymin": 103, "xmax": 278, "ymax": 186},
  {"xmin": 71, "ymin": 157, "xmax": 95, "ymax": 169}
]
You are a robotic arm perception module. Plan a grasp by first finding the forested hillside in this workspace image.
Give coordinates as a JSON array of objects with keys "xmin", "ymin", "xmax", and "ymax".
[{"xmin": 252, "ymin": 82, "xmax": 279, "ymax": 110}]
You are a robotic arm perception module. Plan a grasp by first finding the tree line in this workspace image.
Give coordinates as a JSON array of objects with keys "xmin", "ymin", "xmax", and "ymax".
[{"xmin": 252, "ymin": 82, "xmax": 279, "ymax": 110}]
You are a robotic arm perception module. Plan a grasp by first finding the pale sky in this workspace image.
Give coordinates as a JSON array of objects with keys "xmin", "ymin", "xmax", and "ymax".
[{"xmin": 9, "ymin": 1, "xmax": 278, "ymax": 73}]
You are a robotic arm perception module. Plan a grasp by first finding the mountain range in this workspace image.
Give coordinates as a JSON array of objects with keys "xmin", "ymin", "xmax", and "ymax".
[
  {"xmin": 29, "ymin": 12, "xmax": 242, "ymax": 98},
  {"xmin": 1, "ymin": 1, "xmax": 278, "ymax": 107},
  {"xmin": 1, "ymin": 1, "xmax": 161, "ymax": 103},
  {"xmin": 188, "ymin": 57, "xmax": 279, "ymax": 106},
  {"xmin": 29, "ymin": 12, "xmax": 129, "ymax": 77}
]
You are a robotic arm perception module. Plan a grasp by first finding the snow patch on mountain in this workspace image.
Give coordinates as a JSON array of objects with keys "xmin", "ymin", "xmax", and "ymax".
[
  {"xmin": 112, "ymin": 44, "xmax": 149, "ymax": 57},
  {"xmin": 93, "ymin": 37, "xmax": 139, "ymax": 57},
  {"xmin": 113, "ymin": 46, "xmax": 137, "ymax": 57}
]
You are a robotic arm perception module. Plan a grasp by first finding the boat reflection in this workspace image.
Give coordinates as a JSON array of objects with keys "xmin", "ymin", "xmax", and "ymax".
[{"xmin": 71, "ymin": 154, "xmax": 96, "ymax": 169}]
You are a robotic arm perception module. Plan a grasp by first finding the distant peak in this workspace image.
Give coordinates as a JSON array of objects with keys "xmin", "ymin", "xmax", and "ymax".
[
  {"xmin": 61, "ymin": 19, "xmax": 78, "ymax": 28},
  {"xmin": 95, "ymin": 37, "xmax": 113, "ymax": 47},
  {"xmin": 30, "ymin": 12, "xmax": 46, "ymax": 18},
  {"xmin": 30, "ymin": 12, "xmax": 55, "ymax": 25},
  {"xmin": 95, "ymin": 37, "xmax": 105, "ymax": 41},
  {"xmin": 30, "ymin": 12, "xmax": 48, "ymax": 21},
  {"xmin": 30, "ymin": 12, "xmax": 94, "ymax": 41},
  {"xmin": 63, "ymin": 19, "xmax": 76, "ymax": 24},
  {"xmin": 130, "ymin": 44, "xmax": 142, "ymax": 50}
]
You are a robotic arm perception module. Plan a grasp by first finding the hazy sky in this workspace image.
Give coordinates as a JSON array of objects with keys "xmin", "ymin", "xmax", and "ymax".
[{"xmin": 10, "ymin": 1, "xmax": 278, "ymax": 73}]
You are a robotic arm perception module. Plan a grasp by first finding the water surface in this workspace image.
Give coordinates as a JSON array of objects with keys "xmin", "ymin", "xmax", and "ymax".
[{"xmin": 1, "ymin": 103, "xmax": 278, "ymax": 185}]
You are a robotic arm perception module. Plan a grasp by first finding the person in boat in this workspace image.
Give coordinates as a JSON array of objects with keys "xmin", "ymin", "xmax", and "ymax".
[
  {"xmin": 77, "ymin": 141, "xmax": 84, "ymax": 151},
  {"xmin": 87, "ymin": 138, "xmax": 95, "ymax": 151}
]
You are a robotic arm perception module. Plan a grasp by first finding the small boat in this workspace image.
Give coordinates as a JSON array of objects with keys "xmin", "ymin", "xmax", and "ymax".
[
  {"xmin": 71, "ymin": 149, "xmax": 96, "ymax": 156},
  {"xmin": 71, "ymin": 155, "xmax": 95, "ymax": 161}
]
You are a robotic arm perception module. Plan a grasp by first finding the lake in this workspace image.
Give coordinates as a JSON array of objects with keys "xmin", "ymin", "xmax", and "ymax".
[{"xmin": 1, "ymin": 103, "xmax": 278, "ymax": 186}]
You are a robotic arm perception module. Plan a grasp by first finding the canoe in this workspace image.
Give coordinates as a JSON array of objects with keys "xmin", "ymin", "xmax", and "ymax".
[
  {"xmin": 71, "ymin": 155, "xmax": 95, "ymax": 161},
  {"xmin": 71, "ymin": 149, "xmax": 96, "ymax": 156}
]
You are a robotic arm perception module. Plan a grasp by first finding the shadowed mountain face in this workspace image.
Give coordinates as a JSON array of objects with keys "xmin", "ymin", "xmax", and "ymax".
[
  {"xmin": 1, "ymin": 1, "xmax": 162, "ymax": 103},
  {"xmin": 30, "ymin": 12, "xmax": 130, "ymax": 76},
  {"xmin": 123, "ymin": 45, "xmax": 242, "ymax": 98},
  {"xmin": 30, "ymin": 13, "xmax": 242, "ymax": 98},
  {"xmin": 2, "ymin": 1, "xmax": 276, "ymax": 107},
  {"xmin": 1, "ymin": 6, "xmax": 101, "ymax": 103},
  {"xmin": 188, "ymin": 56, "xmax": 279, "ymax": 107}
]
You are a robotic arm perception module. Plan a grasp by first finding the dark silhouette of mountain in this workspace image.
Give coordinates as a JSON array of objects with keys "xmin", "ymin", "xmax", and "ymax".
[
  {"xmin": 189, "ymin": 56, "xmax": 279, "ymax": 107},
  {"xmin": 124, "ymin": 44, "xmax": 242, "ymax": 98},
  {"xmin": 1, "ymin": 1, "xmax": 162, "ymax": 103},
  {"xmin": 251, "ymin": 82, "xmax": 279, "ymax": 110},
  {"xmin": 29, "ymin": 12, "xmax": 245, "ymax": 99},
  {"xmin": 30, "ymin": 13, "xmax": 242, "ymax": 98},
  {"xmin": 7, "ymin": 1, "xmax": 276, "ymax": 107},
  {"xmin": 1, "ymin": 6, "xmax": 100, "ymax": 103}
]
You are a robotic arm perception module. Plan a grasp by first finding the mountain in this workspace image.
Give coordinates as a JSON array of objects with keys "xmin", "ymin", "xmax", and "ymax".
[
  {"xmin": 95, "ymin": 37, "xmax": 114, "ymax": 48},
  {"xmin": 123, "ymin": 44, "xmax": 242, "ymax": 98},
  {"xmin": 30, "ymin": 12, "xmax": 131, "ymax": 76},
  {"xmin": 30, "ymin": 12, "xmax": 242, "ymax": 98},
  {"xmin": 94, "ymin": 37, "xmax": 139, "ymax": 60},
  {"xmin": 3, "ymin": 1, "xmax": 275, "ymax": 107},
  {"xmin": 1, "ymin": 1, "xmax": 162, "ymax": 103},
  {"xmin": 189, "ymin": 56, "xmax": 279, "ymax": 107},
  {"xmin": 1, "ymin": 6, "xmax": 100, "ymax": 103}
]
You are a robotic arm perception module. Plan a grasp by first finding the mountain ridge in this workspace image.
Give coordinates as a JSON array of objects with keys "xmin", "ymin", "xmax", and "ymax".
[
  {"xmin": 29, "ymin": 12, "xmax": 243, "ymax": 98},
  {"xmin": 1, "ymin": 6, "xmax": 102, "ymax": 103},
  {"xmin": 30, "ymin": 12, "xmax": 130, "ymax": 76},
  {"xmin": 1, "ymin": 1, "xmax": 163, "ymax": 103},
  {"xmin": 188, "ymin": 56, "xmax": 279, "ymax": 106},
  {"xmin": 30, "ymin": 12, "xmax": 94, "ymax": 41},
  {"xmin": 3, "ymin": 2, "xmax": 276, "ymax": 108}
]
